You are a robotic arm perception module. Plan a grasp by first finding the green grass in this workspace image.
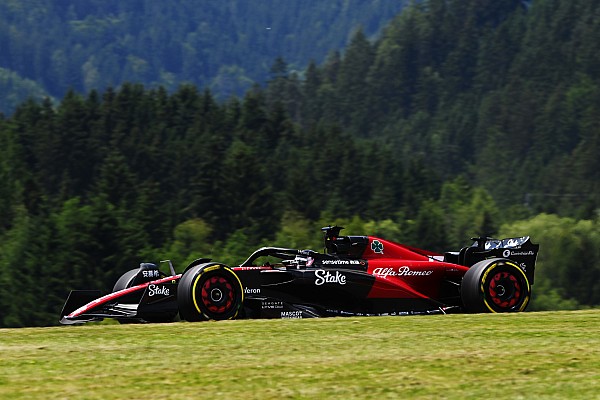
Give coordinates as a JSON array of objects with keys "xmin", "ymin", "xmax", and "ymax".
[{"xmin": 1, "ymin": 310, "xmax": 599, "ymax": 399}]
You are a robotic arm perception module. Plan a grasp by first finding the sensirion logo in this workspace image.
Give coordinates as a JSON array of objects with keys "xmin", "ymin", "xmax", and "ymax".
[{"xmin": 371, "ymin": 240, "xmax": 384, "ymax": 254}]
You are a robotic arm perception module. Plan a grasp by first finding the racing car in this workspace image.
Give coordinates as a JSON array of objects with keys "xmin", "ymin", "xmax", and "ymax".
[{"xmin": 60, "ymin": 226, "xmax": 539, "ymax": 324}]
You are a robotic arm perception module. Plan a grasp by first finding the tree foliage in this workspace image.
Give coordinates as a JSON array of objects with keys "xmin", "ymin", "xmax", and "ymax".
[
  {"xmin": 2, "ymin": 0, "xmax": 600, "ymax": 326},
  {"xmin": 0, "ymin": 0, "xmax": 408, "ymax": 114},
  {"xmin": 499, "ymin": 214, "xmax": 600, "ymax": 310}
]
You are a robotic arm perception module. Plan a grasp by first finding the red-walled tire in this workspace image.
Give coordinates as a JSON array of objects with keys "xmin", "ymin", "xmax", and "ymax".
[
  {"xmin": 177, "ymin": 263, "xmax": 244, "ymax": 322},
  {"xmin": 461, "ymin": 258, "xmax": 531, "ymax": 313}
]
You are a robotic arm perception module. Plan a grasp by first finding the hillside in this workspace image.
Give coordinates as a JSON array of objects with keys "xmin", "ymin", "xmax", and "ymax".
[
  {"xmin": 0, "ymin": 0, "xmax": 407, "ymax": 115},
  {"xmin": 278, "ymin": 0, "xmax": 600, "ymax": 215}
]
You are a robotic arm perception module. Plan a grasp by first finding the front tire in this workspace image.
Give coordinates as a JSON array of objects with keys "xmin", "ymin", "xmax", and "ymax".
[
  {"xmin": 112, "ymin": 269, "xmax": 141, "ymax": 324},
  {"xmin": 113, "ymin": 268, "xmax": 178, "ymax": 323},
  {"xmin": 113, "ymin": 269, "xmax": 139, "ymax": 292},
  {"xmin": 177, "ymin": 263, "xmax": 244, "ymax": 322},
  {"xmin": 461, "ymin": 258, "xmax": 531, "ymax": 313}
]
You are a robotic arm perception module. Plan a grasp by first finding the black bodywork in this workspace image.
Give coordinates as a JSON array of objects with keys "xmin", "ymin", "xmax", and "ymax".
[{"xmin": 60, "ymin": 227, "xmax": 539, "ymax": 324}]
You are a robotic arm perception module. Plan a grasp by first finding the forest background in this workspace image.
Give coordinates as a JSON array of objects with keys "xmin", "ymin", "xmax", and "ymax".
[{"xmin": 1, "ymin": 0, "xmax": 599, "ymax": 327}]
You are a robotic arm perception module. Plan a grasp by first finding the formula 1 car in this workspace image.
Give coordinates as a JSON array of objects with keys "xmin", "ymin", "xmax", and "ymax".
[{"xmin": 60, "ymin": 226, "xmax": 539, "ymax": 324}]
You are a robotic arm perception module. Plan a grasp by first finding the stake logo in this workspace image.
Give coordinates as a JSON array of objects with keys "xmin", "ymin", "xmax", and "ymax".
[
  {"xmin": 315, "ymin": 270, "xmax": 347, "ymax": 286},
  {"xmin": 148, "ymin": 284, "xmax": 170, "ymax": 296}
]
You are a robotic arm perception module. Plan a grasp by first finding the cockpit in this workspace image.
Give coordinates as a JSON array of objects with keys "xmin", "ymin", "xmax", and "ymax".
[{"xmin": 322, "ymin": 226, "xmax": 368, "ymax": 259}]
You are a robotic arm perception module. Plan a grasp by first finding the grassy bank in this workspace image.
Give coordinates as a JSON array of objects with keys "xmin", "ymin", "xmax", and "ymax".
[{"xmin": 1, "ymin": 310, "xmax": 599, "ymax": 399}]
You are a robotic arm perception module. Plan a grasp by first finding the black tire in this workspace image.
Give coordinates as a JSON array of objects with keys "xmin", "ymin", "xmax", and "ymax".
[
  {"xmin": 177, "ymin": 263, "xmax": 244, "ymax": 322},
  {"xmin": 112, "ymin": 269, "xmax": 141, "ymax": 324},
  {"xmin": 113, "ymin": 269, "xmax": 139, "ymax": 292},
  {"xmin": 461, "ymin": 258, "xmax": 531, "ymax": 313},
  {"xmin": 113, "ymin": 268, "xmax": 178, "ymax": 323}
]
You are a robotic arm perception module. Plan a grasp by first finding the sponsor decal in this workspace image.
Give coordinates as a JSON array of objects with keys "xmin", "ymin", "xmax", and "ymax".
[
  {"xmin": 315, "ymin": 269, "xmax": 347, "ymax": 285},
  {"xmin": 520, "ymin": 263, "xmax": 527, "ymax": 271},
  {"xmin": 373, "ymin": 266, "xmax": 433, "ymax": 278},
  {"xmin": 244, "ymin": 287, "xmax": 261, "ymax": 294},
  {"xmin": 142, "ymin": 270, "xmax": 160, "ymax": 278},
  {"xmin": 503, "ymin": 250, "xmax": 535, "ymax": 258},
  {"xmin": 321, "ymin": 259, "xmax": 362, "ymax": 265},
  {"xmin": 262, "ymin": 301, "xmax": 284, "ymax": 309},
  {"xmin": 371, "ymin": 240, "xmax": 384, "ymax": 254},
  {"xmin": 505, "ymin": 237, "xmax": 527, "ymax": 247},
  {"xmin": 148, "ymin": 284, "xmax": 170, "ymax": 296},
  {"xmin": 281, "ymin": 311, "xmax": 303, "ymax": 319}
]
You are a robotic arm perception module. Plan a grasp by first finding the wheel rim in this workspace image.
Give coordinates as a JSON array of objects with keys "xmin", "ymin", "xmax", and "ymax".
[
  {"xmin": 486, "ymin": 271, "xmax": 523, "ymax": 310},
  {"xmin": 200, "ymin": 276, "xmax": 235, "ymax": 314}
]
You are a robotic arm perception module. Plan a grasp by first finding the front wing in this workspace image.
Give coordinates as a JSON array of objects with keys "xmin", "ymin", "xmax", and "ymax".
[{"xmin": 60, "ymin": 277, "xmax": 179, "ymax": 324}]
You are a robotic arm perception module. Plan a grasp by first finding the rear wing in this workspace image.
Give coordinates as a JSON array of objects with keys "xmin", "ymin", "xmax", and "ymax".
[{"xmin": 446, "ymin": 236, "xmax": 539, "ymax": 284}]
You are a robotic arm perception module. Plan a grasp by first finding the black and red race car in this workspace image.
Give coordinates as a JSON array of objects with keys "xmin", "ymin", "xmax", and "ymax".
[{"xmin": 60, "ymin": 226, "xmax": 539, "ymax": 324}]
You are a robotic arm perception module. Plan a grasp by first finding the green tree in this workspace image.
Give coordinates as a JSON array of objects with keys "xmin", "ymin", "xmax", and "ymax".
[
  {"xmin": 413, "ymin": 199, "xmax": 447, "ymax": 252},
  {"xmin": 499, "ymin": 214, "xmax": 600, "ymax": 308},
  {"xmin": 165, "ymin": 219, "xmax": 214, "ymax": 267},
  {"xmin": 274, "ymin": 210, "xmax": 320, "ymax": 250},
  {"xmin": 336, "ymin": 29, "xmax": 375, "ymax": 132},
  {"xmin": 0, "ymin": 119, "xmax": 24, "ymax": 231},
  {"xmin": 0, "ymin": 209, "xmax": 48, "ymax": 326}
]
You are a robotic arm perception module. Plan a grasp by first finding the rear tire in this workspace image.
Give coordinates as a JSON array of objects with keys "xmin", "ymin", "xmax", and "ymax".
[
  {"xmin": 461, "ymin": 258, "xmax": 531, "ymax": 313},
  {"xmin": 177, "ymin": 263, "xmax": 244, "ymax": 322}
]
